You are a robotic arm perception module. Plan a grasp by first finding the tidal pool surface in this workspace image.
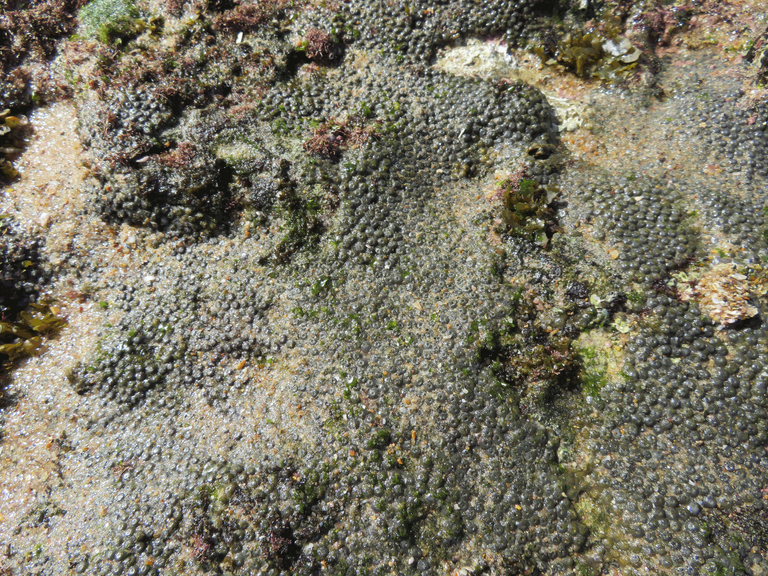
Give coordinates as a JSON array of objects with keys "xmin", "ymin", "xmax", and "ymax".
[{"xmin": 1, "ymin": 1, "xmax": 768, "ymax": 575}]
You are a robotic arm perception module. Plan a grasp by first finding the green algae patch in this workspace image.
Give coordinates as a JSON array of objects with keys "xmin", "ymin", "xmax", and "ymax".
[
  {"xmin": 574, "ymin": 491, "xmax": 609, "ymax": 543},
  {"xmin": 573, "ymin": 330, "xmax": 626, "ymax": 400},
  {"xmin": 499, "ymin": 177, "xmax": 561, "ymax": 246},
  {"xmin": 533, "ymin": 7, "xmax": 641, "ymax": 83},
  {"xmin": 0, "ymin": 302, "xmax": 65, "ymax": 366},
  {"xmin": 538, "ymin": 32, "xmax": 640, "ymax": 80},
  {"xmin": 78, "ymin": 0, "xmax": 145, "ymax": 45},
  {"xmin": 1, "ymin": 110, "xmax": 31, "ymax": 181},
  {"xmin": 366, "ymin": 428, "xmax": 391, "ymax": 450}
]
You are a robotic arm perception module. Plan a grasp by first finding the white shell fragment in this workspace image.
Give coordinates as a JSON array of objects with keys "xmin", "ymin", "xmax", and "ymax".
[{"xmin": 680, "ymin": 263, "xmax": 759, "ymax": 325}]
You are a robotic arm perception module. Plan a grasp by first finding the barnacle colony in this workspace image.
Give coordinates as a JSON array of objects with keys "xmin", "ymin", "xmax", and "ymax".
[{"xmin": 2, "ymin": 1, "xmax": 768, "ymax": 575}]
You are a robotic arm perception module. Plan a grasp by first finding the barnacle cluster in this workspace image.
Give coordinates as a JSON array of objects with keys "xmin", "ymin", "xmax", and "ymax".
[
  {"xmin": 579, "ymin": 177, "xmax": 698, "ymax": 287},
  {"xmin": 3, "ymin": 1, "xmax": 768, "ymax": 576},
  {"xmin": 704, "ymin": 99, "xmax": 768, "ymax": 185}
]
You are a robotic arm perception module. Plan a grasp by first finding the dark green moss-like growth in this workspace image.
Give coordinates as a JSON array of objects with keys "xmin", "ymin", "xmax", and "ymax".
[
  {"xmin": 0, "ymin": 303, "xmax": 66, "ymax": 365},
  {"xmin": 0, "ymin": 110, "xmax": 31, "ymax": 182},
  {"xmin": 366, "ymin": 428, "xmax": 391, "ymax": 450},
  {"xmin": 0, "ymin": 0, "xmax": 80, "ymax": 83},
  {"xmin": 500, "ymin": 178, "xmax": 561, "ymax": 246},
  {"xmin": 536, "ymin": 31, "xmax": 640, "ymax": 80},
  {"xmin": 268, "ymin": 185, "xmax": 326, "ymax": 265},
  {"xmin": 291, "ymin": 468, "xmax": 328, "ymax": 514},
  {"xmin": 483, "ymin": 325, "xmax": 577, "ymax": 412},
  {"xmin": 0, "ymin": 216, "xmax": 60, "ymax": 370},
  {"xmin": 172, "ymin": 460, "xmax": 337, "ymax": 573}
]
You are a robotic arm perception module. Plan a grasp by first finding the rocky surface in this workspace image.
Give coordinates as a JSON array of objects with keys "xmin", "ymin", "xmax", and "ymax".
[{"xmin": 1, "ymin": 1, "xmax": 768, "ymax": 575}]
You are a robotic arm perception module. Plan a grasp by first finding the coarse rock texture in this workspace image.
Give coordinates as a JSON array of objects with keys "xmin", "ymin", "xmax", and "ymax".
[{"xmin": 2, "ymin": 1, "xmax": 768, "ymax": 576}]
